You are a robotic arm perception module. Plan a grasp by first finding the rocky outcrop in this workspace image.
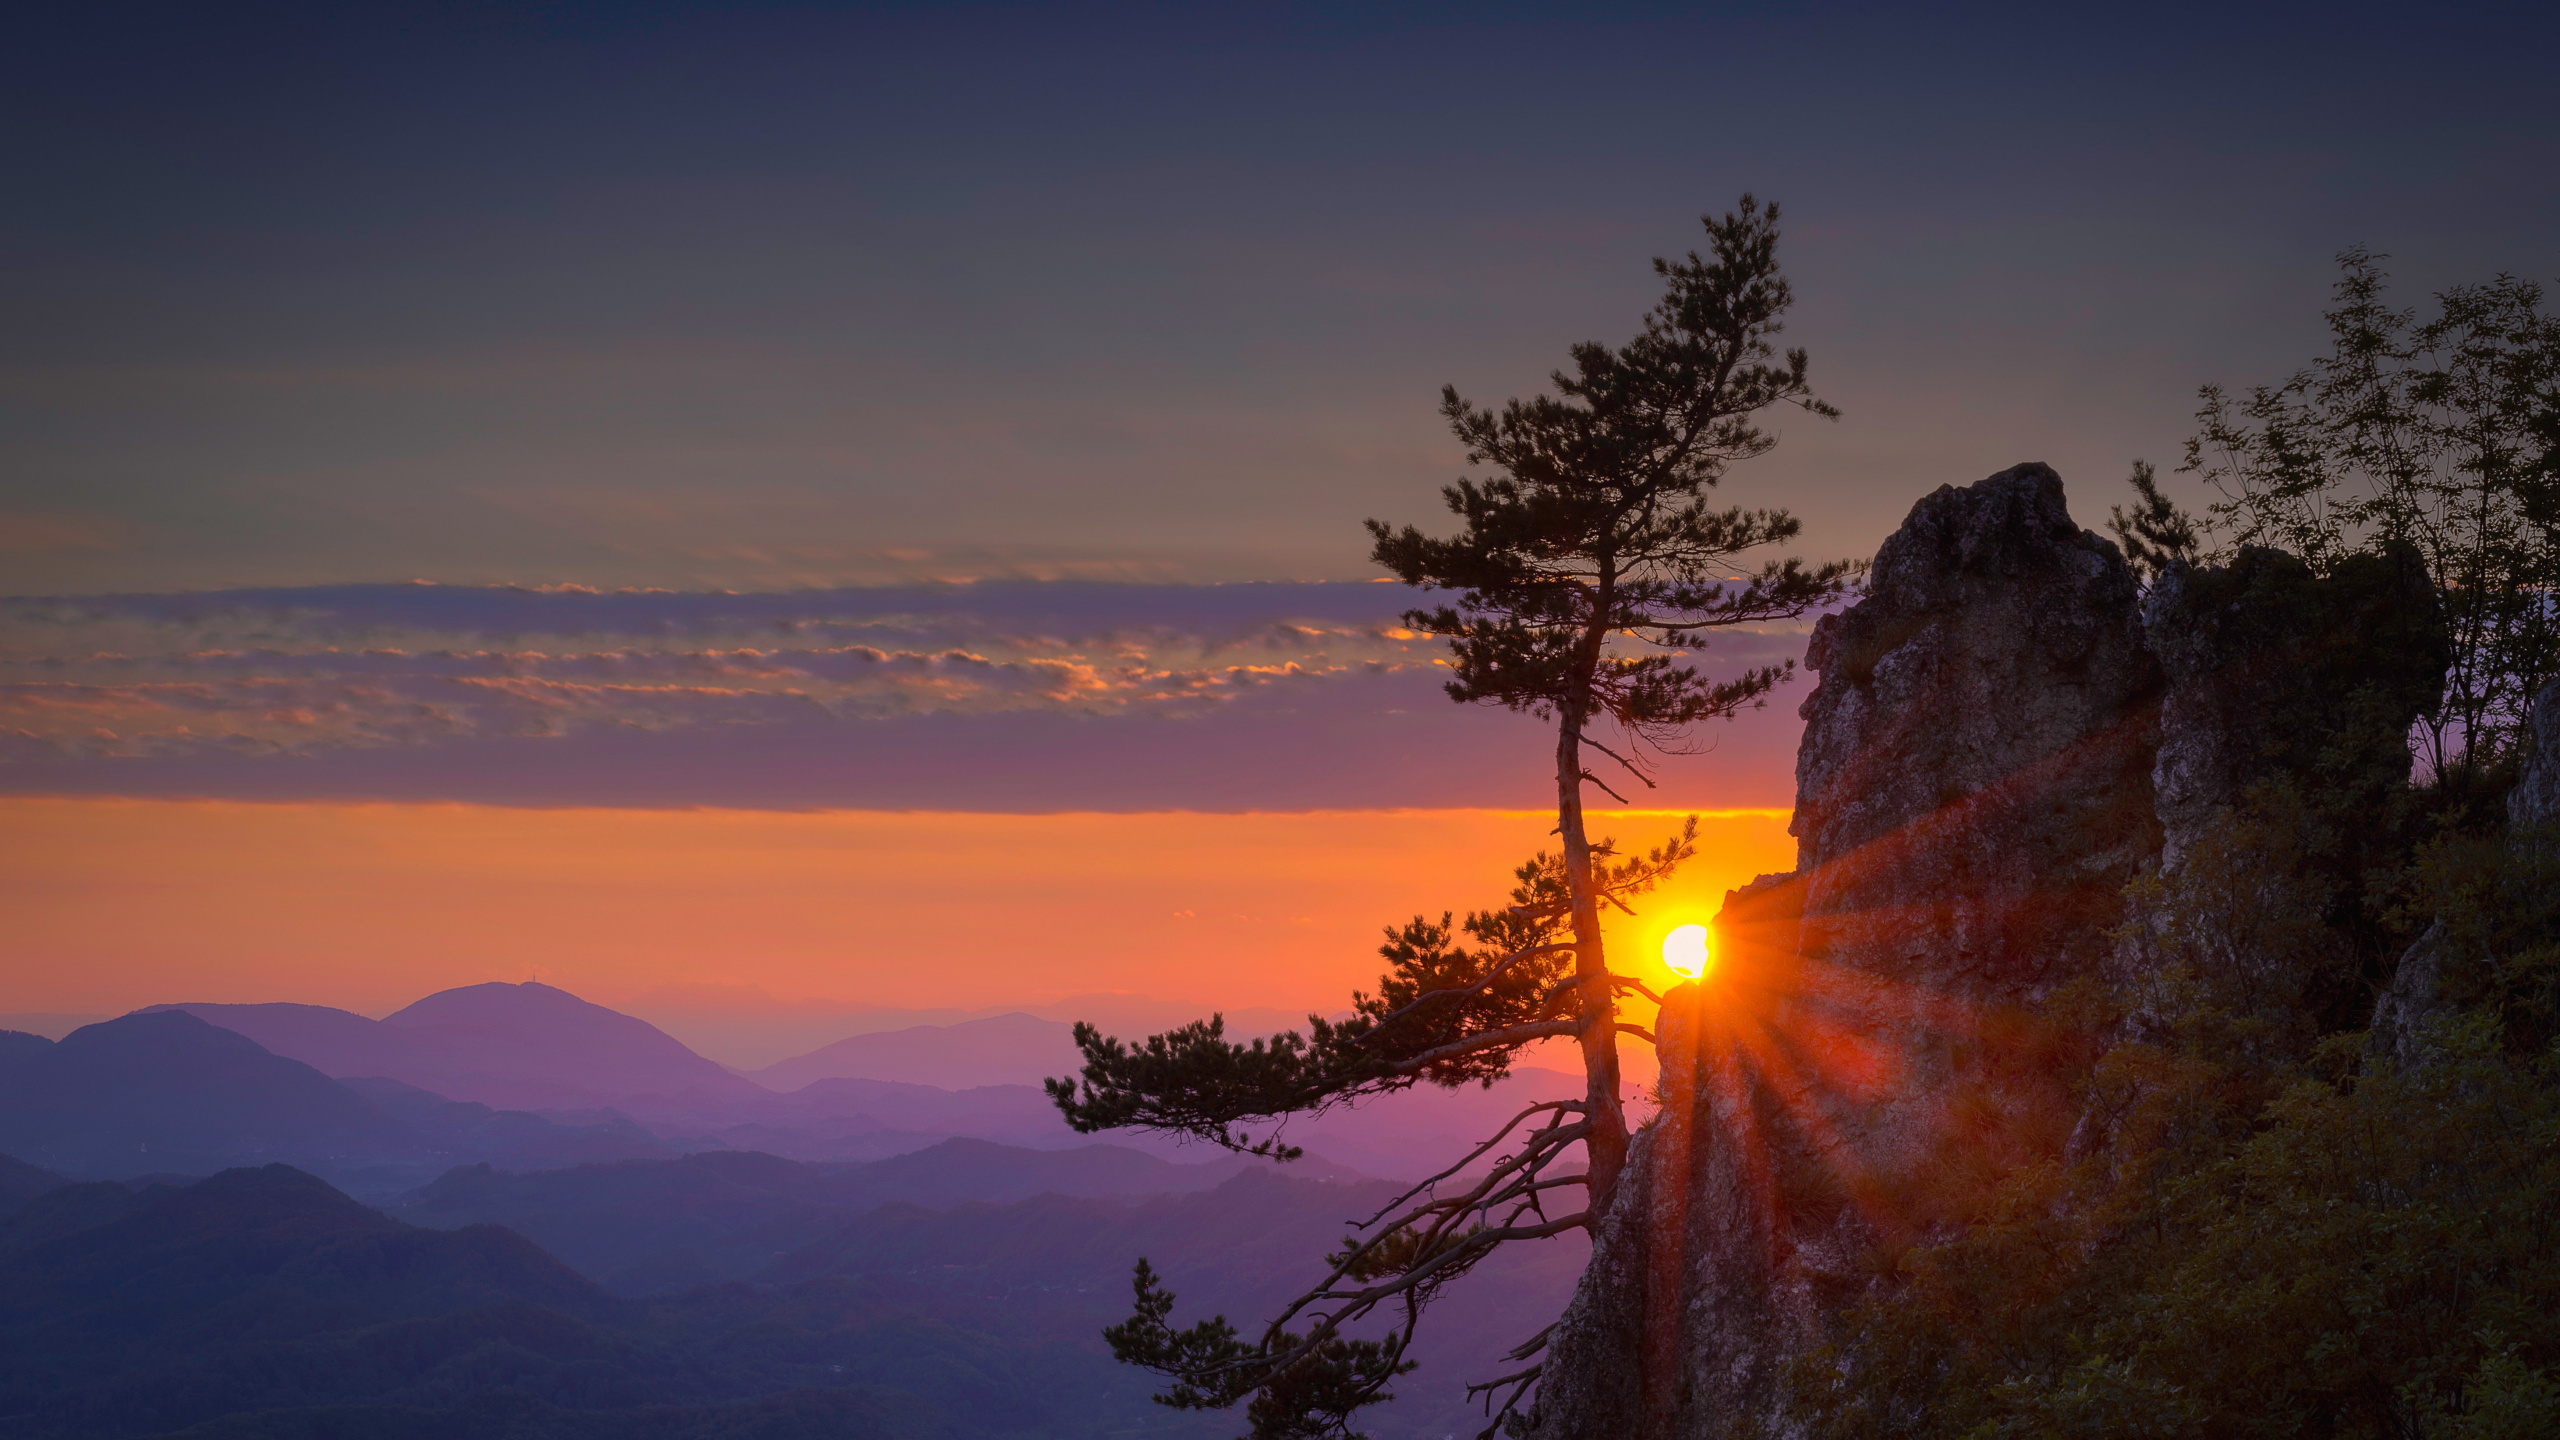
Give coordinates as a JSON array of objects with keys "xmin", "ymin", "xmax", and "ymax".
[
  {"xmin": 2144, "ymin": 543, "xmax": 2445, "ymax": 868},
  {"xmin": 1526, "ymin": 464, "xmax": 2166, "ymax": 1440},
  {"xmin": 2374, "ymin": 681, "xmax": 2560, "ymax": 1065},
  {"xmin": 1788, "ymin": 463, "xmax": 2164, "ymax": 997},
  {"xmin": 1522, "ymin": 464, "xmax": 2474, "ymax": 1439},
  {"xmin": 2511, "ymin": 682, "xmax": 2560, "ymax": 833}
]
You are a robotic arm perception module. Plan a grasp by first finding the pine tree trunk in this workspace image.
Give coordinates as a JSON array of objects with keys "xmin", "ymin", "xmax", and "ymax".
[{"xmin": 1555, "ymin": 701, "xmax": 1628, "ymax": 1211}]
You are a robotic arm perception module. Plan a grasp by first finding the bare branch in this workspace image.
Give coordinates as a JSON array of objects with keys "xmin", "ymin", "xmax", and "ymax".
[
  {"xmin": 1574, "ymin": 728, "xmax": 1659, "ymax": 787},
  {"xmin": 1579, "ymin": 767, "xmax": 1632, "ymax": 804},
  {"xmin": 1355, "ymin": 1098, "xmax": 1588, "ymax": 1228},
  {"xmin": 1611, "ymin": 974, "xmax": 1665, "ymax": 1006}
]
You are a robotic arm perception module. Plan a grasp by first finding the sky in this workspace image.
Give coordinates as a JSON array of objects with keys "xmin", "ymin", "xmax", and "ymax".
[{"xmin": 4, "ymin": 1, "xmax": 2556, "ymax": 1051}]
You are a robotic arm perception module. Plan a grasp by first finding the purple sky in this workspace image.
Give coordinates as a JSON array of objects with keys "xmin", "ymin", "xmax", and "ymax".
[
  {"xmin": 0, "ymin": 580, "xmax": 1808, "ymax": 809},
  {"xmin": 5, "ymin": 0, "xmax": 2554, "ymax": 810}
]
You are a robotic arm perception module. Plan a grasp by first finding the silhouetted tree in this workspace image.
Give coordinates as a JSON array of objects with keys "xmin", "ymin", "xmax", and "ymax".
[
  {"xmin": 1048, "ymin": 196, "xmax": 1854, "ymax": 1439},
  {"xmin": 2175, "ymin": 248, "xmax": 2560, "ymax": 783},
  {"xmin": 2106, "ymin": 458, "xmax": 2203, "ymax": 584}
]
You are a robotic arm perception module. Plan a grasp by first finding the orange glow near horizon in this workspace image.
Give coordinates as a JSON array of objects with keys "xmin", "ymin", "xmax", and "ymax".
[{"xmin": 0, "ymin": 799, "xmax": 1796, "ymax": 1038}]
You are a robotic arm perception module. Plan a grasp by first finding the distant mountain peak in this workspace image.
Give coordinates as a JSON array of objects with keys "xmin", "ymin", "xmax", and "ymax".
[
  {"xmin": 159, "ymin": 1162, "xmax": 394, "ymax": 1228},
  {"xmin": 0, "ymin": 1018, "xmax": 413, "ymax": 1181},
  {"xmin": 156, "ymin": 984, "xmax": 756, "ymax": 1112},
  {"xmin": 0, "ymin": 1031, "xmax": 55, "ymax": 1065},
  {"xmin": 388, "ymin": 980, "xmax": 658, "ymax": 1030}
]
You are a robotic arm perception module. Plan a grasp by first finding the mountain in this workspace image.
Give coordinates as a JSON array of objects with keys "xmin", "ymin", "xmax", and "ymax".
[
  {"xmin": 381, "ymin": 982, "xmax": 763, "ymax": 1107},
  {"xmin": 616, "ymin": 987, "xmax": 1317, "ymax": 1072},
  {"xmin": 159, "ymin": 982, "xmax": 763, "ymax": 1110},
  {"xmin": 128, "ymin": 986, "xmax": 1568, "ymax": 1180},
  {"xmin": 762, "ymin": 1167, "xmax": 1392, "ymax": 1301},
  {"xmin": 391, "ymin": 1155, "xmax": 1583, "ymax": 1439},
  {"xmin": 828, "ymin": 1134, "xmax": 1352, "ymax": 1207},
  {"xmin": 0, "ymin": 1165, "xmax": 1203, "ymax": 1440},
  {"xmin": 0, "ymin": 1011, "xmax": 418, "ymax": 1179},
  {"xmin": 684, "ymin": 1076, "xmax": 1075, "ymax": 1154},
  {"xmin": 756, "ymin": 1168, "xmax": 1590, "ymax": 1440},
  {"xmin": 387, "ymin": 1137, "xmax": 1342, "ymax": 1295},
  {"xmin": 342, "ymin": 1076, "xmax": 677, "ymax": 1171},
  {"xmin": 0, "ymin": 1163, "xmax": 606, "ymax": 1341},
  {"xmin": 0, "ymin": 1013, "xmax": 686, "ymax": 1192},
  {"xmin": 0, "ymin": 1132, "xmax": 1576, "ymax": 1438},
  {"xmin": 0, "ymin": 1153, "xmax": 66, "ymax": 1218},
  {"xmin": 0, "ymin": 1178, "xmax": 176, "ymax": 1257},
  {"xmin": 134, "ymin": 1000, "xmax": 437, "ymax": 1080},
  {"xmin": 0, "ymin": 1029, "xmax": 56, "ymax": 1065},
  {"xmin": 625, "ymin": 1062, "xmax": 1593, "ymax": 1181},
  {"xmin": 750, "ymin": 1012, "xmax": 1082, "ymax": 1091},
  {"xmin": 395, "ymin": 1150, "xmax": 850, "ymax": 1295},
  {"xmin": 0, "ymin": 1163, "xmax": 619, "ymax": 1437}
]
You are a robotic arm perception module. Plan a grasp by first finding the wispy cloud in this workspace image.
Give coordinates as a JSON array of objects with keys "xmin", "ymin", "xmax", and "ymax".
[{"xmin": 0, "ymin": 582, "xmax": 1812, "ymax": 810}]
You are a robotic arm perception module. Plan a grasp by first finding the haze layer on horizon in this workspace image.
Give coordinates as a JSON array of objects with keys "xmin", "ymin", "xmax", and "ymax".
[{"xmin": 0, "ymin": 798, "xmax": 1793, "ymax": 1047}]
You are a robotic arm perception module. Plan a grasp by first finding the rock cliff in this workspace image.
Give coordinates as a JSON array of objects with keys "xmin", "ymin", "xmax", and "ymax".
[
  {"xmin": 2511, "ymin": 682, "xmax": 2560, "ymax": 833},
  {"xmin": 2372, "ymin": 680, "xmax": 2560, "ymax": 1064},
  {"xmin": 2143, "ymin": 542, "xmax": 2444, "ymax": 868},
  {"xmin": 1523, "ymin": 463, "xmax": 2451, "ymax": 1439}
]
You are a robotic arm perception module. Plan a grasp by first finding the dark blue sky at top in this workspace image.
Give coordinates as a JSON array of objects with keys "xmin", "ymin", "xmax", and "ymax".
[
  {"xmin": 2, "ymin": 2, "xmax": 2553, "ymax": 809},
  {"xmin": 9, "ymin": 0, "xmax": 2555, "ymax": 596}
]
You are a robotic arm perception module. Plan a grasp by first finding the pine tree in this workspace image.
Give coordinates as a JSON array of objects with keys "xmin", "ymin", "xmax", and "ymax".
[{"xmin": 1047, "ymin": 195, "xmax": 1853, "ymax": 1439}]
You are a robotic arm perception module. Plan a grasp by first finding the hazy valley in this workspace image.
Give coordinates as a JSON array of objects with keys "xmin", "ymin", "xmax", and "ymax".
[{"xmin": 0, "ymin": 984, "xmax": 1584, "ymax": 1439}]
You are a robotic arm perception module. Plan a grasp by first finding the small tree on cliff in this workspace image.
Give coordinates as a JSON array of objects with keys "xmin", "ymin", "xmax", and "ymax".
[
  {"xmin": 1046, "ymin": 195, "xmax": 1854, "ymax": 1439},
  {"xmin": 2172, "ymin": 248, "xmax": 2560, "ymax": 786}
]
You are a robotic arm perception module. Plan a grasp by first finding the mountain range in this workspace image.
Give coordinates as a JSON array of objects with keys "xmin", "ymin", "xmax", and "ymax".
[
  {"xmin": 151, "ymin": 983, "xmax": 762, "ymax": 1110},
  {"xmin": 103, "ymin": 982, "xmax": 1588, "ymax": 1185},
  {"xmin": 384, "ymin": 1137, "xmax": 1359, "ymax": 1295},
  {"xmin": 0, "ymin": 1013, "xmax": 673, "ymax": 1191},
  {"xmin": 0, "ymin": 976, "xmax": 1597, "ymax": 1437},
  {"xmin": 0, "ymin": 1153, "xmax": 1573, "ymax": 1439},
  {"xmin": 0, "ymin": 1161, "xmax": 1179, "ymax": 1439},
  {"xmin": 746, "ymin": 1011, "xmax": 1082, "ymax": 1091}
]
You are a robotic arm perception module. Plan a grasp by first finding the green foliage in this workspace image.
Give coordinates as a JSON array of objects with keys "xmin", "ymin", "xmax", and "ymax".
[
  {"xmin": 1045, "ymin": 822, "xmax": 1694, "ymax": 1159},
  {"xmin": 2105, "ymin": 459, "xmax": 2202, "ymax": 585},
  {"xmin": 1098, "ymin": 1259, "xmax": 1415, "ymax": 1440},
  {"xmin": 2178, "ymin": 248, "xmax": 2560, "ymax": 778},
  {"xmin": 2133, "ymin": 541, "xmax": 2457, "ymax": 1036},
  {"xmin": 2391, "ymin": 826, "xmax": 2560, "ymax": 1052},
  {"xmin": 1056, "ymin": 195, "xmax": 1850, "ymax": 1440},
  {"xmin": 1783, "ymin": 805, "xmax": 2560, "ymax": 1440},
  {"xmin": 2427, "ymin": 1343, "xmax": 2560, "ymax": 1440},
  {"xmin": 1365, "ymin": 194, "xmax": 1855, "ymax": 763}
]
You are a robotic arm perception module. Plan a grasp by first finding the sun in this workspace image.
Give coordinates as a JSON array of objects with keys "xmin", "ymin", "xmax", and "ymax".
[{"xmin": 1662, "ymin": 923, "xmax": 1712, "ymax": 980}]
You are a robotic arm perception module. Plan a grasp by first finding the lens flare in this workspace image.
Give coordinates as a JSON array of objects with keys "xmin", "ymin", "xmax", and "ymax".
[{"xmin": 1662, "ymin": 922, "xmax": 1711, "ymax": 979}]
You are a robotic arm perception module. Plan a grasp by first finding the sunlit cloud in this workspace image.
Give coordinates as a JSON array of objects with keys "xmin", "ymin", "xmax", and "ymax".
[
  {"xmin": 0, "ymin": 581, "xmax": 1815, "ymax": 810},
  {"xmin": 0, "ymin": 582, "xmax": 1462, "ymax": 756}
]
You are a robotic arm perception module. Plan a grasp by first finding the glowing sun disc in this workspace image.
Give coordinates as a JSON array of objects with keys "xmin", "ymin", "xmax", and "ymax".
[{"xmin": 1663, "ymin": 923, "xmax": 1711, "ymax": 979}]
